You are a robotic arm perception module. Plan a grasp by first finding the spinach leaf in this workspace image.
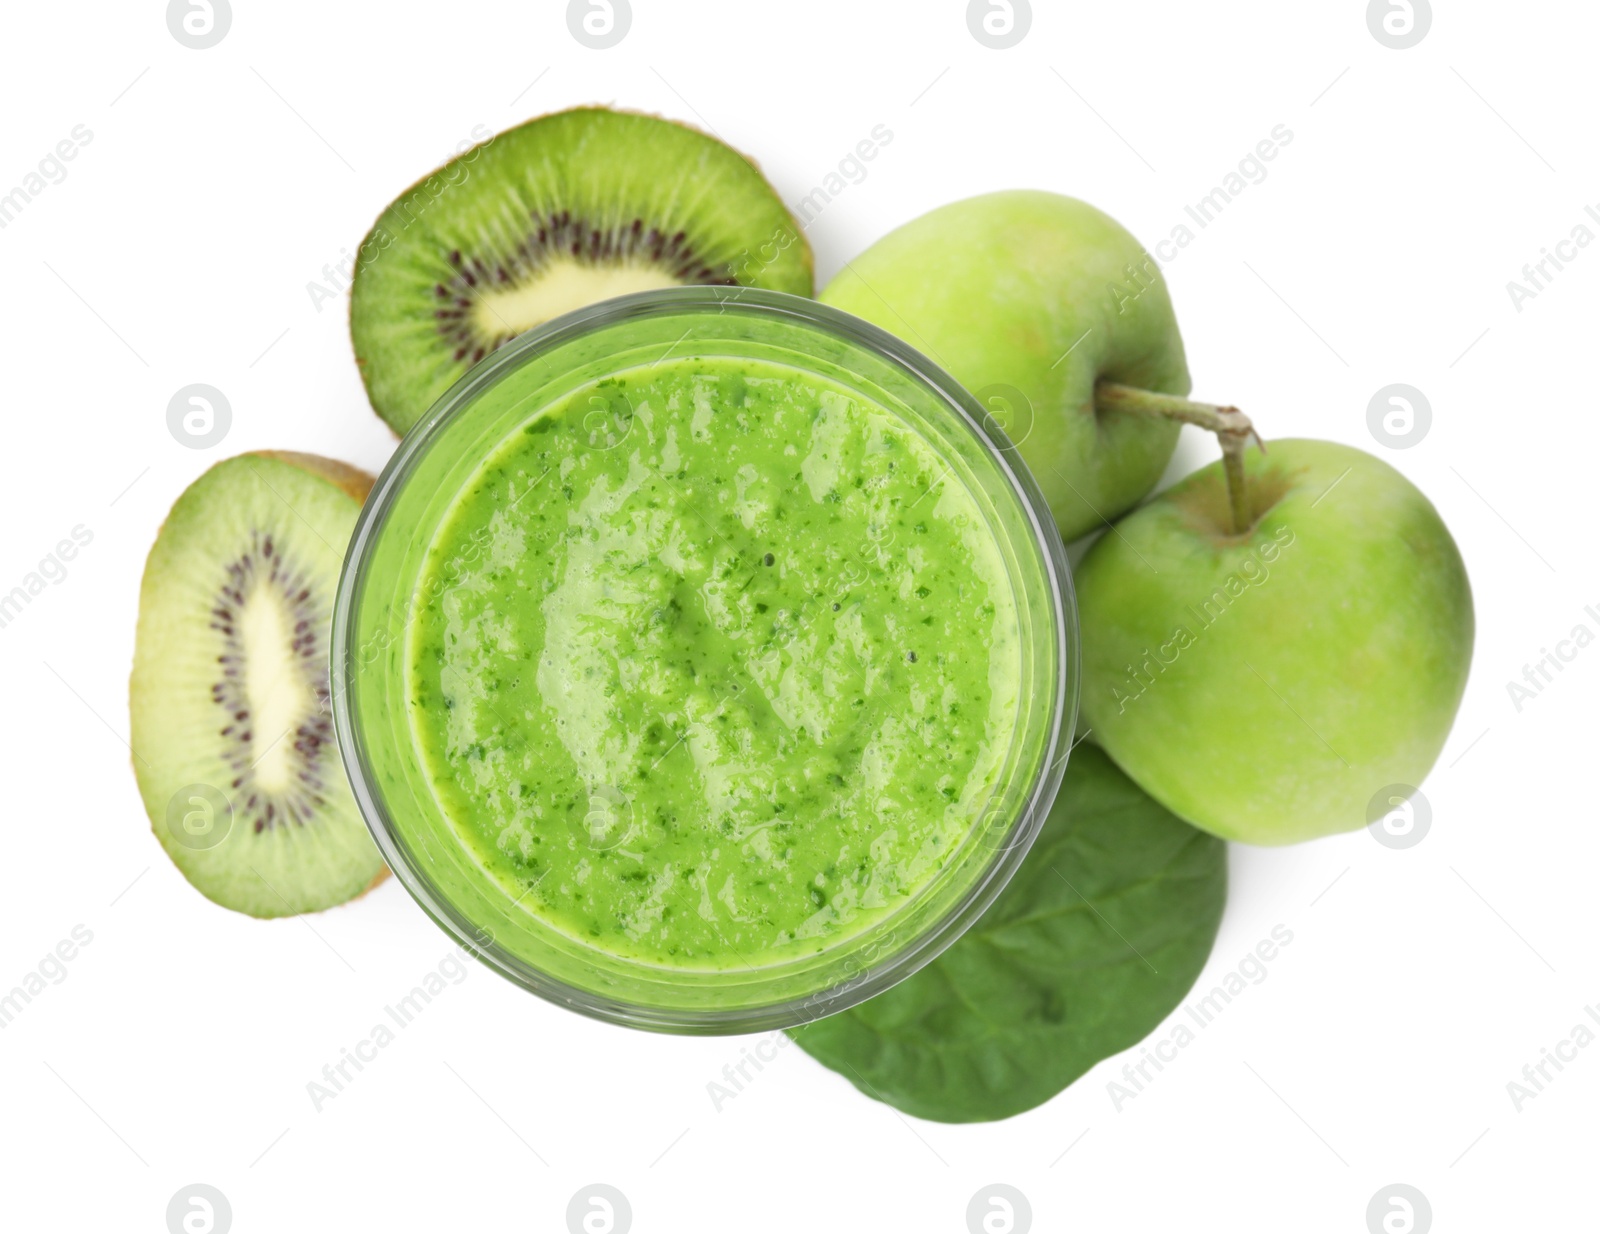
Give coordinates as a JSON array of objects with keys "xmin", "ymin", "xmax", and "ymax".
[{"xmin": 789, "ymin": 742, "xmax": 1227, "ymax": 1123}]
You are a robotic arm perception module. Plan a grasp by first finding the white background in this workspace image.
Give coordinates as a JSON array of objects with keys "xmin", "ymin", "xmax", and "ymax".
[{"xmin": 1, "ymin": 1, "xmax": 1594, "ymax": 1231}]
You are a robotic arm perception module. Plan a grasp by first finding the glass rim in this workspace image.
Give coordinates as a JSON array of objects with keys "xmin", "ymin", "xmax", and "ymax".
[{"xmin": 330, "ymin": 286, "xmax": 1079, "ymax": 1034}]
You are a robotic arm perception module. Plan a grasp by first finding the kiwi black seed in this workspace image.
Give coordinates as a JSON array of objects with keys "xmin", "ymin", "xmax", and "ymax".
[
  {"xmin": 209, "ymin": 528, "xmax": 334, "ymax": 834},
  {"xmin": 350, "ymin": 107, "xmax": 814, "ymax": 435},
  {"xmin": 430, "ymin": 215, "xmax": 733, "ymax": 367},
  {"xmin": 130, "ymin": 452, "xmax": 387, "ymax": 917}
]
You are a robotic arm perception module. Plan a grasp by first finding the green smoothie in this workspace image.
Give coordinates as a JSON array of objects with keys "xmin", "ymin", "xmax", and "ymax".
[{"xmin": 406, "ymin": 355, "xmax": 1022, "ymax": 969}]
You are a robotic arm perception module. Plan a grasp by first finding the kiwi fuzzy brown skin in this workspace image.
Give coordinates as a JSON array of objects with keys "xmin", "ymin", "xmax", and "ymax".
[
  {"xmin": 349, "ymin": 106, "xmax": 815, "ymax": 436},
  {"xmin": 130, "ymin": 451, "xmax": 389, "ymax": 917}
]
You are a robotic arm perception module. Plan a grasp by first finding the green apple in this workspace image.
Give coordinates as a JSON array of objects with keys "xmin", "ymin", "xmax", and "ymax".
[
  {"xmin": 1076, "ymin": 438, "xmax": 1473, "ymax": 845},
  {"xmin": 820, "ymin": 191, "xmax": 1190, "ymax": 542}
]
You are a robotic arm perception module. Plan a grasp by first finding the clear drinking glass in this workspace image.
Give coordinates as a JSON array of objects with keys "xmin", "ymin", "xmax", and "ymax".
[{"xmin": 331, "ymin": 287, "xmax": 1077, "ymax": 1033}]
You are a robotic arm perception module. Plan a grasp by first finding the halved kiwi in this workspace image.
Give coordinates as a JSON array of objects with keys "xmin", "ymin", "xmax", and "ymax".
[
  {"xmin": 129, "ymin": 452, "xmax": 386, "ymax": 917},
  {"xmin": 350, "ymin": 106, "xmax": 814, "ymax": 435}
]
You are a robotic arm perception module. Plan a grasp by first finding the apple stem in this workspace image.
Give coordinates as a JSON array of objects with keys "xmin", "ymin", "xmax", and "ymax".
[
  {"xmin": 1094, "ymin": 382, "xmax": 1261, "ymax": 534},
  {"xmin": 1219, "ymin": 439, "xmax": 1251, "ymax": 536}
]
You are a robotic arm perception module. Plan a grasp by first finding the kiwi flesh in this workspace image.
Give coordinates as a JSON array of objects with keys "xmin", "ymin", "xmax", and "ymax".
[
  {"xmin": 129, "ymin": 452, "xmax": 387, "ymax": 917},
  {"xmin": 350, "ymin": 107, "xmax": 814, "ymax": 435}
]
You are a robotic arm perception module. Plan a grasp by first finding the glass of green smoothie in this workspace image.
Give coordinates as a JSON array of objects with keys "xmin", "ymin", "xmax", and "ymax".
[{"xmin": 332, "ymin": 287, "xmax": 1076, "ymax": 1032}]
